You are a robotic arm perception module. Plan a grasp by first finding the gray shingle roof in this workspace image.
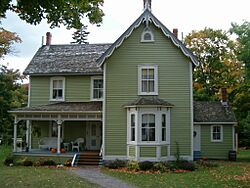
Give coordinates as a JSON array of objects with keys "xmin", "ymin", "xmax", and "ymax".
[
  {"xmin": 24, "ymin": 44, "xmax": 111, "ymax": 75},
  {"xmin": 194, "ymin": 101, "xmax": 237, "ymax": 123},
  {"xmin": 124, "ymin": 97, "xmax": 174, "ymax": 107},
  {"xmin": 11, "ymin": 102, "xmax": 102, "ymax": 112}
]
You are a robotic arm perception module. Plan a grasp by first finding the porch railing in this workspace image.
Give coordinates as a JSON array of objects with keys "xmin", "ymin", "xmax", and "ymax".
[{"xmin": 99, "ymin": 144, "xmax": 103, "ymax": 156}]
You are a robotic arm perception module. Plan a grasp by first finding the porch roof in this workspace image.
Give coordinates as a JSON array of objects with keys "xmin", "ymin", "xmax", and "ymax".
[
  {"xmin": 11, "ymin": 102, "xmax": 102, "ymax": 113},
  {"xmin": 10, "ymin": 102, "xmax": 103, "ymax": 122}
]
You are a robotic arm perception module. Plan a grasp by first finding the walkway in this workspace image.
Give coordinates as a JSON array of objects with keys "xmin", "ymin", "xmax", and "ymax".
[{"xmin": 69, "ymin": 167, "xmax": 134, "ymax": 188}]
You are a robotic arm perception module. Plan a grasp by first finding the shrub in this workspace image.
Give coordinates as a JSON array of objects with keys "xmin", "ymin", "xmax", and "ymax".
[
  {"xmin": 139, "ymin": 161, "xmax": 154, "ymax": 171},
  {"xmin": 175, "ymin": 160, "xmax": 196, "ymax": 171},
  {"xmin": 4, "ymin": 155, "xmax": 14, "ymax": 166},
  {"xmin": 64, "ymin": 159, "xmax": 72, "ymax": 167},
  {"xmin": 43, "ymin": 159, "xmax": 56, "ymax": 166},
  {"xmin": 127, "ymin": 160, "xmax": 139, "ymax": 171},
  {"xmin": 197, "ymin": 160, "xmax": 219, "ymax": 168},
  {"xmin": 23, "ymin": 159, "xmax": 33, "ymax": 166},
  {"xmin": 105, "ymin": 159, "xmax": 127, "ymax": 169},
  {"xmin": 153, "ymin": 162, "xmax": 169, "ymax": 173}
]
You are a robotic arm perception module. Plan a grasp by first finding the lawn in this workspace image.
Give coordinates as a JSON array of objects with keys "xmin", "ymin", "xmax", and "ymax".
[
  {"xmin": 103, "ymin": 150, "xmax": 250, "ymax": 188},
  {"xmin": 0, "ymin": 145, "xmax": 99, "ymax": 188}
]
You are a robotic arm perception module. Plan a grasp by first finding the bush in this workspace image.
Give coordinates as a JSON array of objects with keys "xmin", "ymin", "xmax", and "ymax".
[
  {"xmin": 127, "ymin": 160, "xmax": 139, "ymax": 171},
  {"xmin": 197, "ymin": 160, "xmax": 219, "ymax": 168},
  {"xmin": 23, "ymin": 159, "xmax": 33, "ymax": 166},
  {"xmin": 105, "ymin": 159, "xmax": 127, "ymax": 169},
  {"xmin": 139, "ymin": 161, "xmax": 154, "ymax": 171},
  {"xmin": 34, "ymin": 158, "xmax": 45, "ymax": 166},
  {"xmin": 64, "ymin": 159, "xmax": 72, "ymax": 167},
  {"xmin": 175, "ymin": 160, "xmax": 196, "ymax": 171},
  {"xmin": 153, "ymin": 162, "xmax": 169, "ymax": 173},
  {"xmin": 4, "ymin": 155, "xmax": 14, "ymax": 166},
  {"xmin": 43, "ymin": 159, "xmax": 56, "ymax": 166}
]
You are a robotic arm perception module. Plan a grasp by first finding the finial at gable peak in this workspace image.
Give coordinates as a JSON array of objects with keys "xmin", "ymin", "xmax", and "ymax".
[{"xmin": 143, "ymin": 0, "xmax": 152, "ymax": 11}]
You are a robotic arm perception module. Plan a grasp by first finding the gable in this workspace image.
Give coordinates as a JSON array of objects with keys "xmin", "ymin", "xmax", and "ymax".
[{"xmin": 97, "ymin": 9, "xmax": 199, "ymax": 66}]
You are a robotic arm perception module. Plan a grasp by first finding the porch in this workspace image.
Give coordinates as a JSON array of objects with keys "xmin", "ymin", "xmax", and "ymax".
[{"xmin": 10, "ymin": 102, "xmax": 103, "ymax": 156}]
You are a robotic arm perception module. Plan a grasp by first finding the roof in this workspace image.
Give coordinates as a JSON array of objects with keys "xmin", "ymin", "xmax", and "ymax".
[
  {"xmin": 24, "ymin": 44, "xmax": 111, "ymax": 75},
  {"xmin": 11, "ymin": 102, "xmax": 102, "ymax": 113},
  {"xmin": 194, "ymin": 101, "xmax": 237, "ymax": 123},
  {"xmin": 124, "ymin": 97, "xmax": 174, "ymax": 108},
  {"xmin": 97, "ymin": 9, "xmax": 199, "ymax": 66}
]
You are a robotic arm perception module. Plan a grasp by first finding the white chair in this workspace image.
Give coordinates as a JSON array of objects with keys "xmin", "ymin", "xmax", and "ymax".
[{"xmin": 71, "ymin": 138, "xmax": 84, "ymax": 152}]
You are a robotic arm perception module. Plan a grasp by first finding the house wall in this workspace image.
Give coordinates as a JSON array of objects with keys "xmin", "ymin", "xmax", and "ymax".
[
  {"xmin": 30, "ymin": 76, "xmax": 92, "ymax": 106},
  {"xmin": 104, "ymin": 24, "xmax": 192, "ymax": 159},
  {"xmin": 200, "ymin": 124, "xmax": 233, "ymax": 159},
  {"xmin": 63, "ymin": 121, "xmax": 86, "ymax": 143}
]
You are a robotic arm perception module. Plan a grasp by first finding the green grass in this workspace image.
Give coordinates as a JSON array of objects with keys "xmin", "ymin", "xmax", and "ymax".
[
  {"xmin": 103, "ymin": 150, "xmax": 250, "ymax": 188},
  {"xmin": 0, "ymin": 145, "xmax": 99, "ymax": 188}
]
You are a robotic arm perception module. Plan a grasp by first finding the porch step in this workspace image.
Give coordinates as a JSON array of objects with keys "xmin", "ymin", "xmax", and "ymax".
[{"xmin": 76, "ymin": 151, "xmax": 102, "ymax": 166}]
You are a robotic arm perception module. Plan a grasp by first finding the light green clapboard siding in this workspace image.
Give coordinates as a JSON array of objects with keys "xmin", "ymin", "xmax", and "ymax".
[
  {"xmin": 140, "ymin": 147, "xmax": 157, "ymax": 157},
  {"xmin": 200, "ymin": 125, "xmax": 233, "ymax": 159},
  {"xmin": 105, "ymin": 24, "xmax": 192, "ymax": 156},
  {"xmin": 30, "ymin": 76, "xmax": 92, "ymax": 107},
  {"xmin": 161, "ymin": 145, "xmax": 168, "ymax": 157},
  {"xmin": 63, "ymin": 121, "xmax": 86, "ymax": 143},
  {"xmin": 128, "ymin": 146, "xmax": 136, "ymax": 157}
]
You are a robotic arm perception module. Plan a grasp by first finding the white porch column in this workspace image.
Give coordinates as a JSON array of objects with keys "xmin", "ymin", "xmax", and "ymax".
[
  {"xmin": 29, "ymin": 122, "xmax": 32, "ymax": 149},
  {"xmin": 26, "ymin": 120, "xmax": 30, "ymax": 149},
  {"xmin": 13, "ymin": 116, "xmax": 17, "ymax": 152},
  {"xmin": 57, "ymin": 119, "xmax": 62, "ymax": 154}
]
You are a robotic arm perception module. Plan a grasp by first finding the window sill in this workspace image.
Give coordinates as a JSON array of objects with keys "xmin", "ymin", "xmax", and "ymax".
[
  {"xmin": 49, "ymin": 99, "xmax": 65, "ymax": 102},
  {"xmin": 211, "ymin": 140, "xmax": 223, "ymax": 142},
  {"xmin": 138, "ymin": 92, "xmax": 158, "ymax": 96},
  {"xmin": 91, "ymin": 98, "xmax": 103, "ymax": 102}
]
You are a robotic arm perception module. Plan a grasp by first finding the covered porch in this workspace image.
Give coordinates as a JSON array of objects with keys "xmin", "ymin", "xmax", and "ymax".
[{"xmin": 10, "ymin": 102, "xmax": 103, "ymax": 156}]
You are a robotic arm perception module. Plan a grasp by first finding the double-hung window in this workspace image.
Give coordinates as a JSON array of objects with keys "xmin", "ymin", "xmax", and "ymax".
[
  {"xmin": 130, "ymin": 114, "xmax": 135, "ymax": 142},
  {"xmin": 141, "ymin": 114, "xmax": 155, "ymax": 141},
  {"xmin": 50, "ymin": 77, "xmax": 65, "ymax": 101},
  {"xmin": 211, "ymin": 125, "xmax": 223, "ymax": 142},
  {"xmin": 91, "ymin": 77, "xmax": 103, "ymax": 100},
  {"xmin": 138, "ymin": 65, "xmax": 158, "ymax": 95},
  {"xmin": 162, "ymin": 114, "xmax": 166, "ymax": 141}
]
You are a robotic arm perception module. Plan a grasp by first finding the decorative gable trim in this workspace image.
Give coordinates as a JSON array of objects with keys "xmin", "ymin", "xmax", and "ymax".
[{"xmin": 97, "ymin": 9, "xmax": 199, "ymax": 67}]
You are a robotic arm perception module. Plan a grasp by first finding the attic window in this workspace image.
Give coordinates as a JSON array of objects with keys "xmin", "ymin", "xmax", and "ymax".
[{"xmin": 141, "ymin": 28, "xmax": 154, "ymax": 42}]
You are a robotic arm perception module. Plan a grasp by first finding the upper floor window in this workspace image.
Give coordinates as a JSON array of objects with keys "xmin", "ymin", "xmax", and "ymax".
[
  {"xmin": 141, "ymin": 28, "xmax": 154, "ymax": 42},
  {"xmin": 138, "ymin": 65, "xmax": 158, "ymax": 95},
  {"xmin": 50, "ymin": 77, "xmax": 65, "ymax": 101},
  {"xmin": 211, "ymin": 125, "xmax": 223, "ymax": 142},
  {"xmin": 91, "ymin": 77, "xmax": 103, "ymax": 100}
]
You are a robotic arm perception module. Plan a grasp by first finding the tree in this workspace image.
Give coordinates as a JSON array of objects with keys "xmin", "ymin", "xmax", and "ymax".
[
  {"xmin": 230, "ymin": 21, "xmax": 250, "ymax": 81},
  {"xmin": 0, "ymin": 0, "xmax": 104, "ymax": 29},
  {"xmin": 71, "ymin": 25, "xmax": 90, "ymax": 44},
  {"xmin": 184, "ymin": 28, "xmax": 243, "ymax": 100},
  {"xmin": 0, "ymin": 27, "xmax": 21, "ymax": 59},
  {"xmin": 237, "ymin": 112, "xmax": 250, "ymax": 147},
  {"xmin": 0, "ymin": 65, "xmax": 27, "ymax": 144}
]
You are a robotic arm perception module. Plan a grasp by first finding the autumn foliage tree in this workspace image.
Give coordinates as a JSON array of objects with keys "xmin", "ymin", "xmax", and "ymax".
[{"xmin": 184, "ymin": 28, "xmax": 243, "ymax": 101}]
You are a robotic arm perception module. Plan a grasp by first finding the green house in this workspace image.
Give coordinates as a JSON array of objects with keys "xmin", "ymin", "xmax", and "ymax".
[{"xmin": 11, "ymin": 0, "xmax": 237, "ymax": 162}]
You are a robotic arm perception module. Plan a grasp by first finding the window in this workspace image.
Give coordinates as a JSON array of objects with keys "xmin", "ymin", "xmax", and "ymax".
[
  {"xmin": 50, "ymin": 77, "xmax": 65, "ymax": 101},
  {"xmin": 162, "ymin": 114, "xmax": 166, "ymax": 141},
  {"xmin": 141, "ymin": 28, "xmax": 154, "ymax": 42},
  {"xmin": 141, "ymin": 114, "xmax": 155, "ymax": 141},
  {"xmin": 91, "ymin": 77, "xmax": 103, "ymax": 100},
  {"xmin": 211, "ymin": 125, "xmax": 223, "ymax": 142},
  {"xmin": 130, "ymin": 114, "xmax": 135, "ymax": 141},
  {"xmin": 138, "ymin": 65, "xmax": 158, "ymax": 95}
]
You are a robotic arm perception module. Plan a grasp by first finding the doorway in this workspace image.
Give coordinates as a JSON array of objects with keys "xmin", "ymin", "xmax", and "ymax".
[{"xmin": 86, "ymin": 122, "xmax": 102, "ymax": 150}]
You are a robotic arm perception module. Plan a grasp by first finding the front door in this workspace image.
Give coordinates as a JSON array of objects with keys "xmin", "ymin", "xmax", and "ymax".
[
  {"xmin": 193, "ymin": 125, "xmax": 201, "ymax": 151},
  {"xmin": 86, "ymin": 122, "xmax": 101, "ymax": 150}
]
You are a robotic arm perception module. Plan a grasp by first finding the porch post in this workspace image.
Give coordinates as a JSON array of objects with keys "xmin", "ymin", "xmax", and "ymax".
[
  {"xmin": 13, "ymin": 116, "xmax": 17, "ymax": 152},
  {"xmin": 26, "ymin": 120, "xmax": 30, "ymax": 149},
  {"xmin": 57, "ymin": 119, "xmax": 62, "ymax": 154},
  {"xmin": 29, "ymin": 122, "xmax": 32, "ymax": 149}
]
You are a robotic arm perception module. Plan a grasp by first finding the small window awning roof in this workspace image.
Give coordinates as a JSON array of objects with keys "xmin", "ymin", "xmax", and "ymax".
[{"xmin": 124, "ymin": 97, "xmax": 174, "ymax": 108}]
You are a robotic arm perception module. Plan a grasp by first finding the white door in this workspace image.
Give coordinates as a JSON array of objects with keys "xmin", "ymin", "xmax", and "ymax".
[
  {"xmin": 86, "ymin": 122, "xmax": 101, "ymax": 150},
  {"xmin": 193, "ymin": 125, "xmax": 201, "ymax": 151}
]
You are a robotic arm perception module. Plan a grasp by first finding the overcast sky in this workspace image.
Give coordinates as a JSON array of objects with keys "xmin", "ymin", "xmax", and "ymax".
[{"xmin": 1, "ymin": 0, "xmax": 250, "ymax": 74}]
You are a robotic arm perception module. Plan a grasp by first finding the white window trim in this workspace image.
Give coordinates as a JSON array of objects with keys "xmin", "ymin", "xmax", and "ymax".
[
  {"xmin": 91, "ymin": 76, "xmax": 103, "ymax": 101},
  {"xmin": 50, "ymin": 77, "xmax": 65, "ymax": 101},
  {"xmin": 127, "ymin": 107, "xmax": 170, "ymax": 145},
  {"xmin": 141, "ymin": 29, "xmax": 154, "ymax": 42},
  {"xmin": 211, "ymin": 125, "xmax": 223, "ymax": 142},
  {"xmin": 138, "ymin": 65, "xmax": 158, "ymax": 96}
]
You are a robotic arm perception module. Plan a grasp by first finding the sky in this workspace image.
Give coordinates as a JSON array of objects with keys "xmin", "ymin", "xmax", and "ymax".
[{"xmin": 1, "ymin": 0, "xmax": 250, "ymax": 74}]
